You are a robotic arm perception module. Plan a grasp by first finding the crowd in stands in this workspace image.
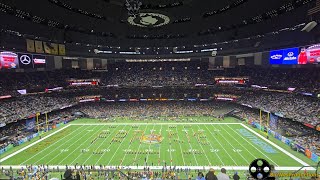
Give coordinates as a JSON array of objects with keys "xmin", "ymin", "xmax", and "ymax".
[
  {"xmin": 0, "ymin": 106, "xmax": 75, "ymax": 151},
  {"xmin": 77, "ymin": 102, "xmax": 233, "ymax": 119},
  {"xmin": 1, "ymin": 165, "xmax": 247, "ymax": 180},
  {"xmin": 0, "ymin": 62, "xmax": 319, "ymax": 95},
  {"xmin": 238, "ymin": 92, "xmax": 320, "ymax": 126},
  {"xmin": 0, "ymin": 95, "xmax": 76, "ymax": 124},
  {"xmin": 230, "ymin": 106, "xmax": 320, "ymax": 156}
]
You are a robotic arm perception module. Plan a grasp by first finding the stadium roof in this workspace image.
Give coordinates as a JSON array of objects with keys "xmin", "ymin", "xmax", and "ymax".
[{"xmin": 1, "ymin": 0, "xmax": 320, "ymax": 52}]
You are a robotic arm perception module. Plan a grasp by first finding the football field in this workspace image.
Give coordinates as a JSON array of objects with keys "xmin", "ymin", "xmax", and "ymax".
[{"xmin": 0, "ymin": 119, "xmax": 313, "ymax": 170}]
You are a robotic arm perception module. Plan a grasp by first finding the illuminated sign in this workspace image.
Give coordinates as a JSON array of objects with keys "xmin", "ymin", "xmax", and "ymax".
[
  {"xmin": 0, "ymin": 51, "xmax": 19, "ymax": 69},
  {"xmin": 270, "ymin": 48, "xmax": 299, "ymax": 64}
]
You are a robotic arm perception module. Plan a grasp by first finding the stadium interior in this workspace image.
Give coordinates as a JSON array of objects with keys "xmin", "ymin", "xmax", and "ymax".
[{"xmin": 0, "ymin": 0, "xmax": 320, "ymax": 179}]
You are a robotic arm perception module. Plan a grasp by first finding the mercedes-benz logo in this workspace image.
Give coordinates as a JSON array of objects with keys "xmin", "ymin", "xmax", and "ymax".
[{"xmin": 20, "ymin": 55, "xmax": 31, "ymax": 65}]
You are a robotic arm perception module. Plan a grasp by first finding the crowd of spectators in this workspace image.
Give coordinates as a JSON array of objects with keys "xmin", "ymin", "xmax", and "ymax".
[
  {"xmin": 76, "ymin": 101, "xmax": 233, "ymax": 119},
  {"xmin": 106, "ymin": 62, "xmax": 320, "ymax": 92},
  {"xmin": 0, "ymin": 63, "xmax": 319, "ymax": 95},
  {"xmin": 0, "ymin": 110, "xmax": 74, "ymax": 149},
  {"xmin": 238, "ymin": 92, "xmax": 320, "ymax": 126},
  {"xmin": 1, "ymin": 165, "xmax": 248, "ymax": 180},
  {"xmin": 230, "ymin": 106, "xmax": 320, "ymax": 156},
  {"xmin": 0, "ymin": 95, "xmax": 77, "ymax": 124}
]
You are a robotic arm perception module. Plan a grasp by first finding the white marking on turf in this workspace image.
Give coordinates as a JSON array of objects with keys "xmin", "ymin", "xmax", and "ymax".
[
  {"xmin": 167, "ymin": 125, "xmax": 174, "ymax": 166},
  {"xmin": 24, "ymin": 125, "xmax": 88, "ymax": 165},
  {"xmin": 0, "ymin": 165, "xmax": 316, "ymax": 171},
  {"xmin": 58, "ymin": 125, "xmax": 106, "ymax": 164},
  {"xmin": 240, "ymin": 124, "xmax": 312, "ymax": 169},
  {"xmin": 106, "ymin": 125, "xmax": 134, "ymax": 165},
  {"xmin": 219, "ymin": 125, "xmax": 258, "ymax": 161},
  {"xmin": 174, "ymin": 124, "xmax": 186, "ymax": 166},
  {"xmin": 71, "ymin": 123, "xmax": 241, "ymax": 126},
  {"xmin": 119, "ymin": 124, "xmax": 141, "ymax": 165},
  {"xmin": 0, "ymin": 124, "xmax": 72, "ymax": 163},
  {"xmin": 146, "ymin": 124, "xmax": 156, "ymax": 163},
  {"xmin": 183, "ymin": 126, "xmax": 199, "ymax": 166},
  {"xmin": 225, "ymin": 125, "xmax": 279, "ymax": 166},
  {"xmin": 93, "ymin": 125, "xmax": 122, "ymax": 165},
  {"xmin": 195, "ymin": 124, "xmax": 224, "ymax": 166},
  {"xmin": 212, "ymin": 125, "xmax": 250, "ymax": 165},
  {"xmin": 43, "ymin": 125, "xmax": 96, "ymax": 164},
  {"xmin": 130, "ymin": 124, "xmax": 149, "ymax": 166},
  {"xmin": 158, "ymin": 124, "xmax": 162, "ymax": 164},
  {"xmin": 203, "ymin": 124, "xmax": 238, "ymax": 165},
  {"xmin": 189, "ymin": 126, "xmax": 211, "ymax": 166}
]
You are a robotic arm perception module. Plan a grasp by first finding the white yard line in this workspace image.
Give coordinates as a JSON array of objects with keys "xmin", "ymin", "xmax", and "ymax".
[
  {"xmin": 211, "ymin": 125, "xmax": 251, "ymax": 164},
  {"xmin": 120, "ymin": 124, "xmax": 142, "ymax": 165},
  {"xmin": 107, "ymin": 124, "xmax": 135, "ymax": 165},
  {"xmin": 224, "ymin": 125, "xmax": 279, "ymax": 166},
  {"xmin": 203, "ymin": 124, "xmax": 238, "ymax": 165},
  {"xmin": 189, "ymin": 127, "xmax": 211, "ymax": 166},
  {"xmin": 195, "ymin": 124, "xmax": 224, "ymax": 166},
  {"xmin": 146, "ymin": 123, "xmax": 156, "ymax": 163},
  {"xmin": 182, "ymin": 126, "xmax": 199, "ymax": 166},
  {"xmin": 132, "ymin": 124, "xmax": 149, "ymax": 166},
  {"xmin": 240, "ymin": 124, "xmax": 312, "ymax": 168},
  {"xmin": 24, "ymin": 125, "xmax": 86, "ymax": 165},
  {"xmin": 71, "ymin": 123, "xmax": 241, "ymax": 125},
  {"xmin": 158, "ymin": 124, "xmax": 162, "ymax": 164},
  {"xmin": 174, "ymin": 125, "xmax": 186, "ymax": 166},
  {"xmin": 59, "ymin": 125, "xmax": 106, "ymax": 165},
  {"xmin": 219, "ymin": 125, "xmax": 258, "ymax": 161},
  {"xmin": 44, "ymin": 125, "xmax": 96, "ymax": 164},
  {"xmin": 94, "ymin": 125, "xmax": 124, "ymax": 165},
  {"xmin": 0, "ymin": 124, "xmax": 72, "ymax": 163},
  {"xmin": 0, "ymin": 165, "xmax": 315, "ymax": 171},
  {"xmin": 211, "ymin": 124, "xmax": 250, "ymax": 164}
]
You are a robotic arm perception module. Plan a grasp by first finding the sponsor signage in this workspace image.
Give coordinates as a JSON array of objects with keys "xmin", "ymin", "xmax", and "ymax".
[
  {"xmin": 17, "ymin": 89, "xmax": 27, "ymax": 95},
  {"xmin": 33, "ymin": 55, "xmax": 46, "ymax": 68},
  {"xmin": 299, "ymin": 44, "xmax": 320, "ymax": 64},
  {"xmin": 270, "ymin": 43, "xmax": 320, "ymax": 65},
  {"xmin": 0, "ymin": 52, "xmax": 48, "ymax": 70},
  {"xmin": 0, "ymin": 51, "xmax": 19, "ymax": 69},
  {"xmin": 282, "ymin": 48, "xmax": 299, "ymax": 64},
  {"xmin": 18, "ymin": 53, "xmax": 33, "ymax": 68},
  {"xmin": 0, "ymin": 95, "xmax": 12, "ymax": 100},
  {"xmin": 270, "ymin": 48, "xmax": 299, "ymax": 64},
  {"xmin": 269, "ymin": 50, "xmax": 283, "ymax": 64}
]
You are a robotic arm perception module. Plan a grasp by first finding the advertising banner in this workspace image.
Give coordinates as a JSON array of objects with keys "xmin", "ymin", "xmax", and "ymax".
[
  {"xmin": 18, "ymin": 53, "xmax": 33, "ymax": 69},
  {"xmin": 0, "ymin": 51, "xmax": 19, "ymax": 69},
  {"xmin": 298, "ymin": 44, "xmax": 320, "ymax": 64},
  {"xmin": 274, "ymin": 133, "xmax": 282, "ymax": 140},
  {"xmin": 269, "ymin": 113, "xmax": 278, "ymax": 129},
  {"xmin": 269, "ymin": 48, "xmax": 299, "ymax": 64},
  {"xmin": 270, "ymin": 43, "xmax": 320, "ymax": 65},
  {"xmin": 311, "ymin": 152, "xmax": 319, "ymax": 162},
  {"xmin": 33, "ymin": 55, "xmax": 46, "ymax": 68},
  {"xmin": 26, "ymin": 118, "xmax": 36, "ymax": 131}
]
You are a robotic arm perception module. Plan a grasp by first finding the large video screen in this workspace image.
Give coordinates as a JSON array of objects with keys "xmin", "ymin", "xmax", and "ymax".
[
  {"xmin": 0, "ymin": 51, "xmax": 19, "ymax": 69},
  {"xmin": 270, "ymin": 44, "xmax": 320, "ymax": 65},
  {"xmin": 270, "ymin": 48, "xmax": 299, "ymax": 64}
]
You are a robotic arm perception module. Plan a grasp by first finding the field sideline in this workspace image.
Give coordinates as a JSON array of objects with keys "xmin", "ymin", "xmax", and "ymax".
[{"xmin": 0, "ymin": 117, "xmax": 317, "ymax": 171}]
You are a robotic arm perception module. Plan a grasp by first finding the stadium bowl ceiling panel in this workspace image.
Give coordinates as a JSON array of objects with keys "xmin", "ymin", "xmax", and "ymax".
[{"xmin": 0, "ymin": 0, "xmax": 317, "ymax": 47}]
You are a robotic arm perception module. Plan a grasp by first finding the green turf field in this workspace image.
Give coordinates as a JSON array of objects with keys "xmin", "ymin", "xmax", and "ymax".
[{"xmin": 0, "ymin": 117, "xmax": 315, "ymax": 171}]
